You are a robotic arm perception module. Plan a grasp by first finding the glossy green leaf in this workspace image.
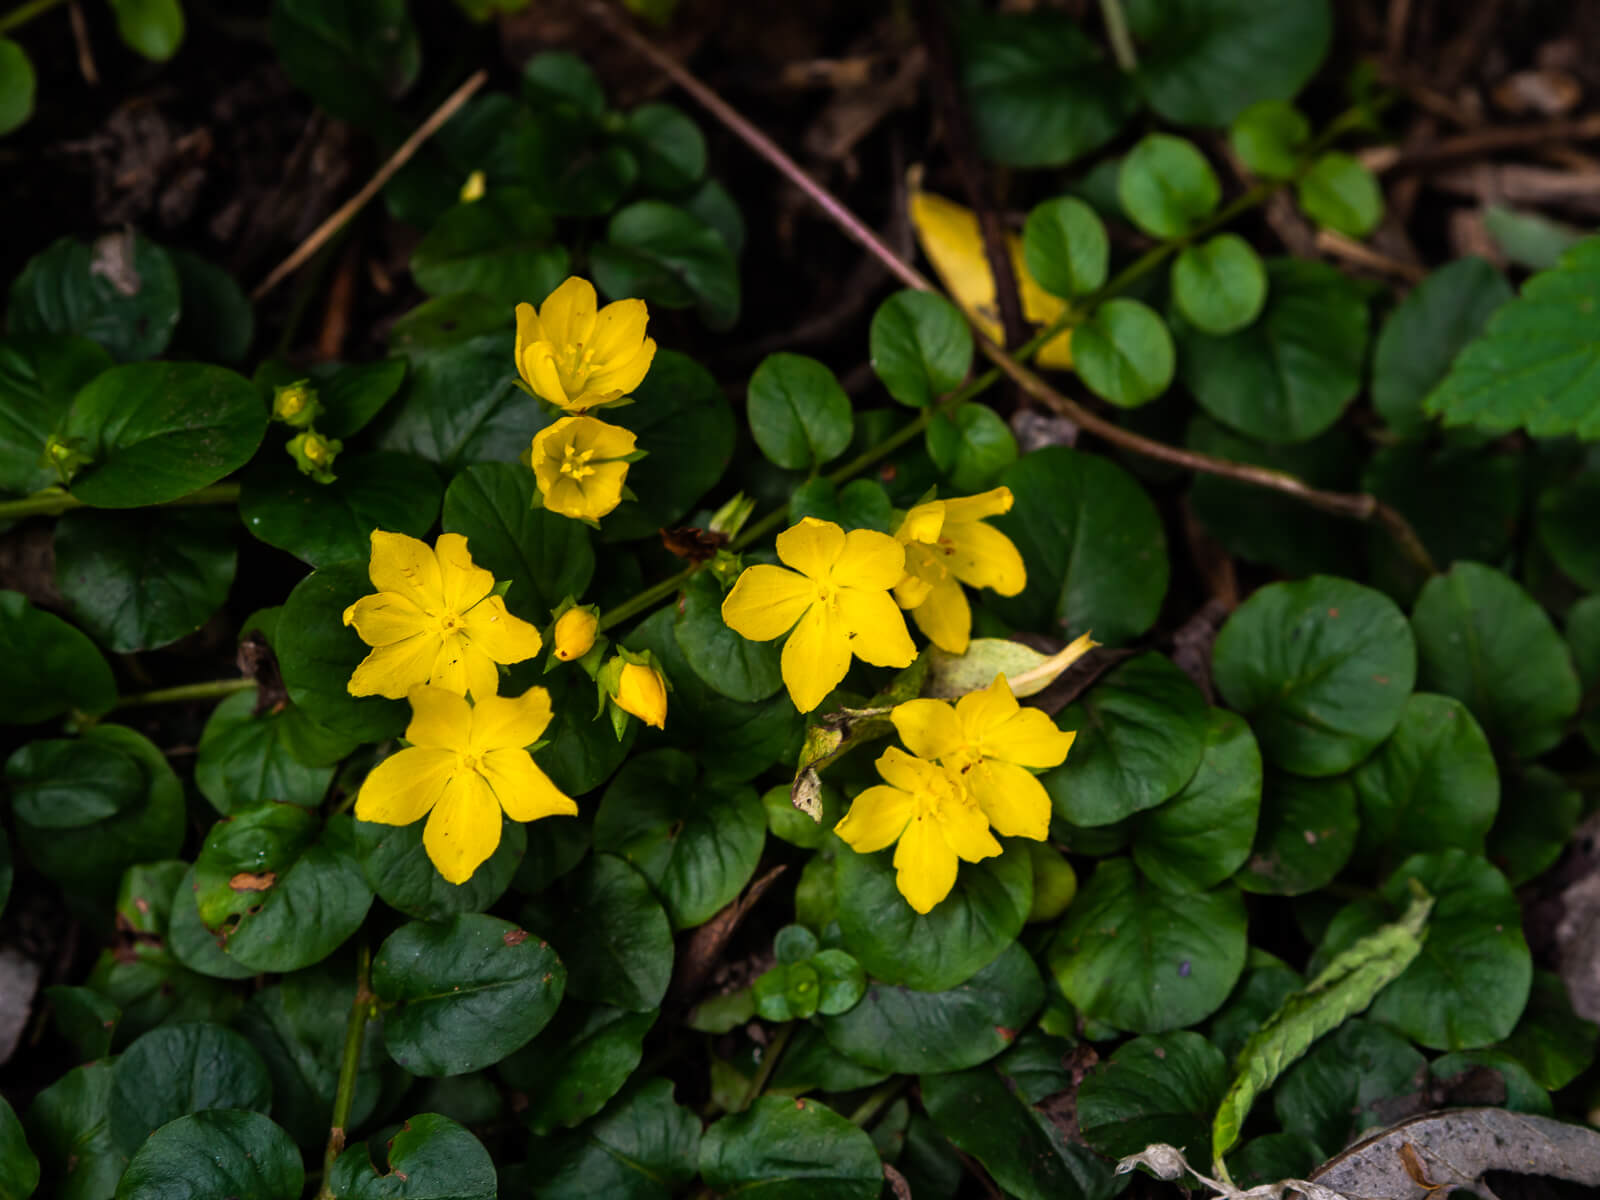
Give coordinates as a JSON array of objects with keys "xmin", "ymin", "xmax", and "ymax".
[
  {"xmin": 673, "ymin": 570, "xmax": 784, "ymax": 703},
  {"xmin": 270, "ymin": 0, "xmax": 419, "ymax": 130},
  {"xmin": 354, "ymin": 812, "xmax": 525, "ymax": 921},
  {"xmin": 1045, "ymin": 653, "xmax": 1209, "ymax": 828},
  {"xmin": 1073, "ymin": 298, "xmax": 1174, "ymax": 407},
  {"xmin": 0, "ymin": 591, "xmax": 115, "ymax": 723},
  {"xmin": 869, "ymin": 290, "xmax": 973, "ymax": 408},
  {"xmin": 1489, "ymin": 766, "xmax": 1581, "ymax": 887},
  {"xmin": 110, "ymin": 1023, "xmax": 271, "ymax": 1157},
  {"xmin": 0, "ymin": 38, "xmax": 34, "ymax": 135},
  {"xmin": 1234, "ymin": 773, "xmax": 1358, "ymax": 896},
  {"xmin": 329, "ymin": 1113, "xmax": 495, "ymax": 1200},
  {"xmin": 1078, "ymin": 1032, "xmax": 1227, "ymax": 1168},
  {"xmin": 1118, "ymin": 134, "xmax": 1220, "ymax": 238},
  {"xmin": 1483, "ymin": 204, "xmax": 1588, "ymax": 270},
  {"xmin": 747, "ymin": 352, "xmax": 853, "ymax": 470},
  {"xmin": 45, "ymin": 986, "xmax": 118, "ymax": 1062},
  {"xmin": 1228, "ymin": 99, "xmax": 1310, "ymax": 180},
  {"xmin": 1172, "ymin": 234, "xmax": 1267, "ymax": 335},
  {"xmin": 1051, "ymin": 860, "xmax": 1247, "ymax": 1033},
  {"xmin": 511, "ymin": 1004, "xmax": 654, "ymax": 1134},
  {"xmin": 8, "ymin": 233, "xmax": 180, "ymax": 362},
  {"xmin": 1497, "ymin": 970, "xmax": 1598, "ymax": 1092},
  {"xmin": 1296, "ymin": 152, "xmax": 1383, "ymax": 237},
  {"xmin": 1023, "ymin": 196, "xmax": 1109, "ymax": 299},
  {"xmin": 528, "ymin": 663, "xmax": 635, "ymax": 796},
  {"xmin": 374, "ymin": 331, "xmax": 528, "ymax": 471},
  {"xmin": 836, "ymin": 839, "xmax": 1031, "ymax": 992},
  {"xmin": 116, "ymin": 1110, "xmax": 301, "ymax": 1200},
  {"xmin": 592, "ymin": 200, "xmax": 740, "ymax": 329},
  {"xmin": 169, "ymin": 249, "xmax": 253, "ymax": 364},
  {"xmin": 1272, "ymin": 1019, "xmax": 1426, "ymax": 1157},
  {"xmin": 8, "ymin": 736, "xmax": 143, "ymax": 829},
  {"xmin": 195, "ymin": 690, "xmax": 335, "ymax": 813},
  {"xmin": 1538, "ymin": 469, "xmax": 1600, "ymax": 591},
  {"xmin": 109, "ymin": 0, "xmax": 184, "ymax": 61},
  {"xmin": 1213, "ymin": 575, "xmax": 1416, "ymax": 776},
  {"xmin": 374, "ymin": 913, "xmax": 566, "ymax": 1077},
  {"xmin": 26, "ymin": 1062, "xmax": 122, "ymax": 1200},
  {"xmin": 0, "ymin": 334, "xmax": 112, "ymax": 495},
  {"xmin": 700, "ymin": 1096, "xmax": 881, "ymax": 1200},
  {"xmin": 411, "ymin": 189, "xmax": 570, "ymax": 305},
  {"xmin": 0, "ymin": 1096, "xmax": 36, "ymax": 1200},
  {"xmin": 621, "ymin": 102, "xmax": 706, "ymax": 193},
  {"xmin": 924, "ymin": 402, "xmax": 1018, "ymax": 491},
  {"xmin": 522, "ymin": 1078, "xmax": 698, "ymax": 1199},
  {"xmin": 168, "ymin": 862, "xmax": 257, "ymax": 982}
]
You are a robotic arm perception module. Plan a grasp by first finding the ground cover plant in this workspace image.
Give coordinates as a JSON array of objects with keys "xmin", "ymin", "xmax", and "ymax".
[{"xmin": 2, "ymin": 0, "xmax": 1600, "ymax": 1197}]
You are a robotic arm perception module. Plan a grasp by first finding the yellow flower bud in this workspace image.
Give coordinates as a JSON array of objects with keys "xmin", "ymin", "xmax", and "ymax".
[
  {"xmin": 460, "ymin": 170, "xmax": 486, "ymax": 203},
  {"xmin": 612, "ymin": 662, "xmax": 668, "ymax": 729},
  {"xmin": 553, "ymin": 607, "xmax": 599, "ymax": 662}
]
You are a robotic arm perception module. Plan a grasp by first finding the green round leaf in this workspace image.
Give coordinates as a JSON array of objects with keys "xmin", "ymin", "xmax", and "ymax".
[
  {"xmin": 355, "ymin": 812, "xmax": 525, "ymax": 922},
  {"xmin": 61, "ymin": 362, "xmax": 267, "ymax": 506},
  {"xmin": 869, "ymin": 290, "xmax": 973, "ymax": 408},
  {"xmin": 373, "ymin": 913, "xmax": 566, "ymax": 1076},
  {"xmin": 592, "ymin": 200, "xmax": 740, "ymax": 329},
  {"xmin": 193, "ymin": 805, "xmax": 373, "ymax": 972},
  {"xmin": 0, "ymin": 38, "xmax": 35, "ymax": 135},
  {"xmin": 835, "ymin": 840, "xmax": 1031, "ymax": 992},
  {"xmin": 1296, "ymin": 152, "xmax": 1383, "ymax": 238},
  {"xmin": 788, "ymin": 476, "xmax": 894, "ymax": 533},
  {"xmin": 1228, "ymin": 99, "xmax": 1310, "ymax": 180},
  {"xmin": 116, "ymin": 1110, "xmax": 301, "ymax": 1200},
  {"xmin": 277, "ymin": 562, "xmax": 408, "ymax": 744},
  {"xmin": 373, "ymin": 332, "xmax": 527, "ymax": 471},
  {"xmin": 1072, "ymin": 298, "xmax": 1175, "ymax": 407},
  {"xmin": 700, "ymin": 1095, "xmax": 881, "ymax": 1200},
  {"xmin": 924, "ymin": 401, "xmax": 1019, "ymax": 492},
  {"xmin": 0, "ymin": 333, "xmax": 112, "ymax": 495},
  {"xmin": 1023, "ymin": 196, "xmax": 1109, "ymax": 299},
  {"xmin": 1172, "ymin": 234, "xmax": 1267, "ymax": 335},
  {"xmin": 625, "ymin": 103, "xmax": 707, "ymax": 193},
  {"xmin": 1490, "ymin": 766, "xmax": 1580, "ymax": 887},
  {"xmin": 1045, "ymin": 653, "xmax": 1209, "ymax": 828},
  {"xmin": 519, "ymin": 853, "xmax": 673, "ymax": 1012},
  {"xmin": 110, "ymin": 1023, "xmax": 271, "ymax": 1157},
  {"xmin": 1233, "ymin": 772, "xmax": 1358, "ymax": 896},
  {"xmin": 820, "ymin": 941, "xmax": 1042, "ymax": 1074},
  {"xmin": 269, "ymin": 0, "xmax": 419, "ymax": 130},
  {"xmin": 1498, "ymin": 970, "xmax": 1598, "ymax": 1092},
  {"xmin": 28, "ymin": 1064, "xmax": 116, "ymax": 1198},
  {"xmin": 441, "ymin": 461, "xmax": 594, "ymax": 624},
  {"xmin": 673, "ymin": 570, "xmax": 784, "ymax": 703},
  {"xmin": 1372, "ymin": 256, "xmax": 1511, "ymax": 438},
  {"xmin": 770, "ymin": 1024, "xmax": 886, "ymax": 1094},
  {"xmin": 108, "ymin": 0, "xmax": 184, "ymax": 61},
  {"xmin": 1050, "ymin": 859, "xmax": 1247, "ymax": 1033},
  {"xmin": 8, "ymin": 233, "xmax": 180, "ymax": 362},
  {"xmin": 0, "ymin": 591, "xmax": 116, "ymax": 723},
  {"xmin": 509, "ymin": 1004, "xmax": 654, "ymax": 1134},
  {"xmin": 1538, "ymin": 470, "xmax": 1600, "ymax": 591},
  {"xmin": 1077, "ymin": 1032, "xmax": 1228, "ymax": 1166},
  {"xmin": 991, "ymin": 446, "xmax": 1169, "ymax": 645},
  {"xmin": 169, "ymin": 864, "xmax": 258, "ymax": 981},
  {"xmin": 239, "ymin": 452, "xmax": 441, "ymax": 570},
  {"xmin": 1411, "ymin": 561, "xmax": 1580, "ymax": 758},
  {"xmin": 685, "ymin": 178, "xmax": 745, "ymax": 257},
  {"xmin": 527, "ymin": 664, "xmax": 634, "ymax": 798},
  {"xmin": 169, "ymin": 250, "xmax": 253, "ymax": 365},
  {"xmin": 1273, "ymin": 1019, "xmax": 1426, "ymax": 1156},
  {"xmin": 1126, "ymin": 0, "xmax": 1332, "ymax": 127},
  {"xmin": 521, "ymin": 1078, "xmax": 700, "ymax": 1199},
  {"xmin": 55, "ymin": 508, "xmax": 235, "ymax": 652},
  {"xmin": 329, "ymin": 1113, "xmax": 494, "ymax": 1200},
  {"xmin": 1213, "ymin": 575, "xmax": 1417, "ymax": 776},
  {"xmin": 1317, "ymin": 849, "xmax": 1531, "ymax": 1050},
  {"xmin": 747, "ymin": 352, "xmax": 853, "ymax": 470},
  {"xmin": 959, "ymin": 10, "xmax": 1138, "ymax": 167},
  {"xmin": 194, "ymin": 690, "xmax": 335, "ymax": 813},
  {"xmin": 1176, "ymin": 258, "xmax": 1369, "ymax": 444},
  {"xmin": 1352, "ymin": 693, "xmax": 1498, "ymax": 863},
  {"xmin": 411, "ymin": 189, "xmax": 570, "ymax": 305},
  {"xmin": 1131, "ymin": 708, "xmax": 1262, "ymax": 893},
  {"xmin": 1118, "ymin": 134, "xmax": 1221, "ymax": 238},
  {"xmin": 7, "ymin": 736, "xmax": 144, "ymax": 829},
  {"xmin": 0, "ymin": 1094, "xmax": 36, "ymax": 1199},
  {"xmin": 593, "ymin": 749, "xmax": 766, "ymax": 930}
]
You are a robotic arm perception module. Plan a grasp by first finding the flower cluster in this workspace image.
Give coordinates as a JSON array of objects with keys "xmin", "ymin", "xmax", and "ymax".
[
  {"xmin": 835, "ymin": 675, "xmax": 1076, "ymax": 912},
  {"xmin": 517, "ymin": 277, "xmax": 653, "ymax": 522},
  {"xmin": 271, "ymin": 379, "xmax": 342, "ymax": 484}
]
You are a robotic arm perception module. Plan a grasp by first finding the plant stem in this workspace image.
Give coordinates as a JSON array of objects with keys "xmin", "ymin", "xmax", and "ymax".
[
  {"xmin": 0, "ymin": 0, "xmax": 65, "ymax": 35},
  {"xmin": 315, "ymin": 943, "xmax": 374, "ymax": 1200},
  {"xmin": 597, "ymin": 565, "xmax": 696, "ymax": 633},
  {"xmin": 0, "ymin": 482, "xmax": 242, "ymax": 522},
  {"xmin": 112, "ymin": 677, "xmax": 256, "ymax": 710},
  {"xmin": 740, "ymin": 1022, "xmax": 794, "ymax": 1111},
  {"xmin": 848, "ymin": 1077, "xmax": 909, "ymax": 1128},
  {"xmin": 1098, "ymin": 0, "xmax": 1138, "ymax": 71}
]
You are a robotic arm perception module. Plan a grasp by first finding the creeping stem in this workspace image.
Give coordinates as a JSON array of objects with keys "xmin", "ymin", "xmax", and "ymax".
[
  {"xmin": 314, "ymin": 943, "xmax": 375, "ymax": 1200},
  {"xmin": 0, "ymin": 482, "xmax": 242, "ymax": 522}
]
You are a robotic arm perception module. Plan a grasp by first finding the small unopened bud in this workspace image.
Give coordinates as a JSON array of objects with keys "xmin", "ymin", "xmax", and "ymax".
[
  {"xmin": 708, "ymin": 491, "xmax": 756, "ymax": 539},
  {"xmin": 553, "ymin": 606, "xmax": 599, "ymax": 662},
  {"xmin": 41, "ymin": 435, "xmax": 91, "ymax": 485},
  {"xmin": 272, "ymin": 380, "xmax": 320, "ymax": 428},
  {"xmin": 459, "ymin": 170, "xmax": 487, "ymax": 203},
  {"xmin": 287, "ymin": 430, "xmax": 342, "ymax": 484},
  {"xmin": 612, "ymin": 661, "xmax": 668, "ymax": 729}
]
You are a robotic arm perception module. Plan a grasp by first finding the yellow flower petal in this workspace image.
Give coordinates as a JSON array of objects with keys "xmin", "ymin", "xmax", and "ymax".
[
  {"xmin": 780, "ymin": 599, "xmax": 851, "ymax": 714},
  {"xmin": 514, "ymin": 302, "xmax": 545, "ymax": 379},
  {"xmin": 354, "ymin": 747, "xmax": 454, "ymax": 826},
  {"xmin": 614, "ymin": 662, "xmax": 668, "ymax": 728},
  {"xmin": 944, "ymin": 520, "xmax": 1026, "ymax": 597},
  {"xmin": 966, "ymin": 760, "xmax": 1051, "ymax": 840},
  {"xmin": 405, "ymin": 684, "xmax": 473, "ymax": 748},
  {"xmin": 893, "ymin": 571, "xmax": 936, "ymax": 610},
  {"xmin": 892, "ymin": 816, "xmax": 959, "ymax": 914},
  {"xmin": 525, "ymin": 344, "xmax": 573, "ymax": 408},
  {"xmin": 775, "ymin": 518, "xmax": 846, "ymax": 581},
  {"xmin": 367, "ymin": 530, "xmax": 443, "ymax": 609},
  {"xmin": 890, "ymin": 699, "xmax": 965, "ymax": 761},
  {"xmin": 832, "ymin": 528, "xmax": 906, "ymax": 590},
  {"xmin": 348, "ymin": 635, "xmax": 440, "ymax": 699},
  {"xmin": 429, "ymin": 637, "xmax": 470, "ymax": 696},
  {"xmin": 461, "ymin": 645, "xmax": 501, "ymax": 702},
  {"xmin": 897, "ymin": 501, "xmax": 944, "ymax": 545},
  {"xmin": 938, "ymin": 793, "xmax": 1003, "ymax": 862},
  {"xmin": 343, "ymin": 592, "xmax": 429, "ymax": 647},
  {"xmin": 471, "ymin": 685, "xmax": 554, "ymax": 751},
  {"xmin": 722, "ymin": 565, "xmax": 814, "ymax": 641},
  {"xmin": 875, "ymin": 745, "xmax": 943, "ymax": 794},
  {"xmin": 434, "ymin": 533, "xmax": 495, "ymax": 612},
  {"xmin": 837, "ymin": 587, "xmax": 917, "ymax": 667},
  {"xmin": 959, "ymin": 676, "xmax": 1076, "ymax": 768},
  {"xmin": 908, "ymin": 577, "xmax": 971, "ymax": 655},
  {"xmin": 589, "ymin": 298, "xmax": 650, "ymax": 362},
  {"xmin": 479, "ymin": 749, "xmax": 578, "ymax": 822},
  {"xmin": 942, "ymin": 487, "xmax": 1013, "ymax": 524},
  {"xmin": 587, "ymin": 337, "xmax": 656, "ymax": 397},
  {"xmin": 423, "ymin": 771, "xmax": 502, "ymax": 884},
  {"xmin": 462, "ymin": 594, "xmax": 543, "ymax": 664},
  {"xmin": 538, "ymin": 276, "xmax": 598, "ymax": 350},
  {"xmin": 833, "ymin": 784, "xmax": 914, "ymax": 852}
]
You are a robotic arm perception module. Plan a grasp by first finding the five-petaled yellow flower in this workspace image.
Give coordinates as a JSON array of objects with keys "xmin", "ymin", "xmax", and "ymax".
[
  {"xmin": 721, "ymin": 518, "xmax": 916, "ymax": 714},
  {"xmin": 515, "ymin": 276, "xmax": 656, "ymax": 413},
  {"xmin": 834, "ymin": 746, "xmax": 1001, "ymax": 914},
  {"xmin": 893, "ymin": 488, "xmax": 1026, "ymax": 655},
  {"xmin": 355, "ymin": 685, "xmax": 576, "ymax": 884},
  {"xmin": 344, "ymin": 531, "xmax": 543, "ymax": 700},
  {"xmin": 891, "ymin": 675, "xmax": 1075, "ymax": 842},
  {"xmin": 531, "ymin": 416, "xmax": 636, "ymax": 522}
]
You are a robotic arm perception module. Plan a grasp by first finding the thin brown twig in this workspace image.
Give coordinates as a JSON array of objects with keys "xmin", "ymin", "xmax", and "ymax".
[
  {"xmin": 591, "ymin": 2, "xmax": 1438, "ymax": 576},
  {"xmin": 251, "ymin": 69, "xmax": 488, "ymax": 301},
  {"xmin": 1371, "ymin": 111, "xmax": 1600, "ymax": 173}
]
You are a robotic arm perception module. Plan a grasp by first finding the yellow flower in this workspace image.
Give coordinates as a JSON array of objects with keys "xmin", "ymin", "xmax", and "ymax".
[
  {"xmin": 271, "ymin": 380, "xmax": 319, "ymax": 427},
  {"xmin": 552, "ymin": 606, "xmax": 599, "ymax": 662},
  {"xmin": 612, "ymin": 661, "xmax": 668, "ymax": 728},
  {"xmin": 460, "ymin": 170, "xmax": 486, "ymax": 203},
  {"xmin": 355, "ymin": 685, "xmax": 576, "ymax": 884},
  {"xmin": 834, "ymin": 746, "xmax": 1001, "ymax": 913},
  {"xmin": 531, "ymin": 416, "xmax": 636, "ymax": 522},
  {"xmin": 890, "ymin": 674, "xmax": 1075, "ymax": 841},
  {"xmin": 893, "ymin": 487, "xmax": 1026, "ymax": 655},
  {"xmin": 721, "ymin": 518, "xmax": 917, "ymax": 714},
  {"xmin": 343, "ymin": 531, "xmax": 544, "ymax": 700},
  {"xmin": 514, "ymin": 276, "xmax": 656, "ymax": 413}
]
